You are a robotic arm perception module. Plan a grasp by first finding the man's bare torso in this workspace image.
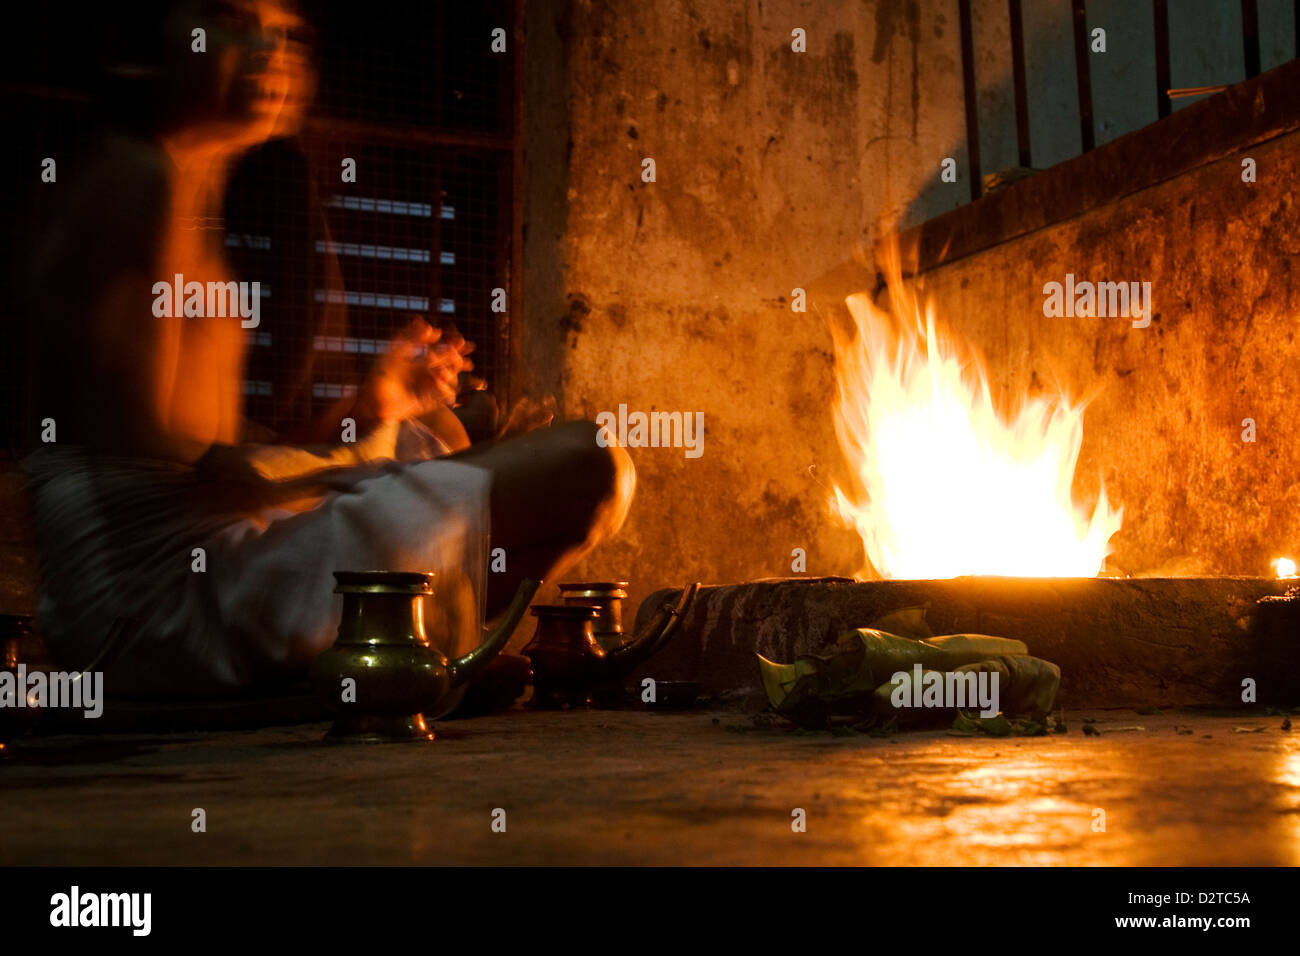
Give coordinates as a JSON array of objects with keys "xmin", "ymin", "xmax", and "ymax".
[{"xmin": 34, "ymin": 131, "xmax": 246, "ymax": 464}]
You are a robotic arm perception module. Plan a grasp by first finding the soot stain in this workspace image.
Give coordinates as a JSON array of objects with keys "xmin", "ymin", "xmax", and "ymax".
[{"xmin": 563, "ymin": 293, "xmax": 592, "ymax": 334}]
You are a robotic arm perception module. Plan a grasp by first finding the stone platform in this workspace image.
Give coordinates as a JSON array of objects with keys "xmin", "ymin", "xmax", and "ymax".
[{"xmin": 631, "ymin": 577, "xmax": 1297, "ymax": 708}]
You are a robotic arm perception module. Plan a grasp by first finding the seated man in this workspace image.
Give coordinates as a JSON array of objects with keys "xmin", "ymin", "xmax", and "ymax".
[{"xmin": 22, "ymin": 0, "xmax": 633, "ymax": 695}]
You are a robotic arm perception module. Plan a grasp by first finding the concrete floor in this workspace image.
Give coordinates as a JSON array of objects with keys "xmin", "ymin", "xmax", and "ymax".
[{"xmin": 2, "ymin": 709, "xmax": 1297, "ymax": 865}]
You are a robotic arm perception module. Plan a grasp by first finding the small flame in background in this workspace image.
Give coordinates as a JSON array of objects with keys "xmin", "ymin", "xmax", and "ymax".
[
  {"xmin": 830, "ymin": 247, "xmax": 1123, "ymax": 579},
  {"xmin": 1274, "ymin": 557, "xmax": 1297, "ymax": 579}
]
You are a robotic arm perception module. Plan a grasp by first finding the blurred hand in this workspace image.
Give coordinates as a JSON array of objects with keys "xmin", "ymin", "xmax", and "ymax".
[
  {"xmin": 361, "ymin": 317, "xmax": 475, "ymax": 424},
  {"xmin": 497, "ymin": 395, "xmax": 557, "ymax": 438}
]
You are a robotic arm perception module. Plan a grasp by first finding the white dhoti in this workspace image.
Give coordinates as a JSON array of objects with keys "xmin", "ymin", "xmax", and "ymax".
[{"xmin": 21, "ymin": 429, "xmax": 492, "ymax": 696}]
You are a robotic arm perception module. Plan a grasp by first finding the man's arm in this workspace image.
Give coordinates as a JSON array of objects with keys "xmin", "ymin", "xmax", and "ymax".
[
  {"xmin": 199, "ymin": 418, "xmax": 401, "ymax": 484},
  {"xmin": 258, "ymin": 317, "xmax": 475, "ymax": 468}
]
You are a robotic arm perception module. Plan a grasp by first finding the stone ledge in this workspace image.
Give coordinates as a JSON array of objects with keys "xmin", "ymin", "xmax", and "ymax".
[
  {"xmin": 632, "ymin": 577, "xmax": 1297, "ymax": 709},
  {"xmin": 882, "ymin": 58, "xmax": 1300, "ymax": 275}
]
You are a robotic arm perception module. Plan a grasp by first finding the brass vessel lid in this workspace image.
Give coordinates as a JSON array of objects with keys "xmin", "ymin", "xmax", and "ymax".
[
  {"xmin": 557, "ymin": 581, "xmax": 629, "ymax": 597},
  {"xmin": 530, "ymin": 604, "xmax": 600, "ymax": 618},
  {"xmin": 333, "ymin": 571, "xmax": 435, "ymax": 595}
]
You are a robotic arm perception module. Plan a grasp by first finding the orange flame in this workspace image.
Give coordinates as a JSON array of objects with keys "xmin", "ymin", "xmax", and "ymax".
[{"xmin": 830, "ymin": 249, "xmax": 1122, "ymax": 579}]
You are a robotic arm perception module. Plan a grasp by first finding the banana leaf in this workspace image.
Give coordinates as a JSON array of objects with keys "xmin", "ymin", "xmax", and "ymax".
[
  {"xmin": 870, "ymin": 668, "xmax": 951, "ymax": 726},
  {"xmin": 756, "ymin": 621, "xmax": 1051, "ymax": 729},
  {"xmin": 954, "ymin": 655, "xmax": 1060, "ymax": 718},
  {"xmin": 926, "ymin": 634, "xmax": 1029, "ymax": 657},
  {"xmin": 839, "ymin": 628, "xmax": 1028, "ymax": 685},
  {"xmin": 950, "ymin": 711, "xmax": 1017, "ymax": 736},
  {"xmin": 868, "ymin": 606, "xmax": 933, "ymax": 639}
]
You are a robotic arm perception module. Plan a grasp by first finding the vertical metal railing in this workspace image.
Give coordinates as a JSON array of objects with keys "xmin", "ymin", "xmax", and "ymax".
[
  {"xmin": 1071, "ymin": 0, "xmax": 1096, "ymax": 152},
  {"xmin": 1009, "ymin": 0, "xmax": 1032, "ymax": 168},
  {"xmin": 955, "ymin": 0, "xmax": 1279, "ymax": 203},
  {"xmin": 1153, "ymin": 0, "xmax": 1172, "ymax": 118},
  {"xmin": 1241, "ymin": 0, "xmax": 1260, "ymax": 77},
  {"xmin": 958, "ymin": 0, "xmax": 982, "ymax": 200}
]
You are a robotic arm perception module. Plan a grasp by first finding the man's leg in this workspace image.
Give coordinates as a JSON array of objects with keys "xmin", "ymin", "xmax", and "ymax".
[{"xmin": 446, "ymin": 420, "xmax": 635, "ymax": 617}]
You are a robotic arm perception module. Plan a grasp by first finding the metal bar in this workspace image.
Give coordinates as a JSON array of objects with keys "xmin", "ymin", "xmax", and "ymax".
[
  {"xmin": 1154, "ymin": 0, "xmax": 1172, "ymax": 119},
  {"xmin": 433, "ymin": 2, "xmax": 445, "ymax": 129},
  {"xmin": 426, "ymin": 0, "xmax": 446, "ymax": 349},
  {"xmin": 1242, "ymin": 0, "xmax": 1260, "ymax": 78},
  {"xmin": 1009, "ymin": 0, "xmax": 1032, "ymax": 168},
  {"xmin": 505, "ymin": 0, "xmax": 526, "ymax": 410},
  {"xmin": 303, "ymin": 116, "xmax": 513, "ymax": 154},
  {"xmin": 958, "ymin": 0, "xmax": 982, "ymax": 200},
  {"xmin": 1072, "ymin": 0, "xmax": 1095, "ymax": 151},
  {"xmin": 428, "ymin": 160, "xmax": 445, "ymax": 338},
  {"xmin": 1168, "ymin": 84, "xmax": 1230, "ymax": 98}
]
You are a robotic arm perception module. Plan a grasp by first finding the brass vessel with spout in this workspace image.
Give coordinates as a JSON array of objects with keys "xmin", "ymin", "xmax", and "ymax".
[
  {"xmin": 524, "ymin": 583, "xmax": 700, "ymax": 707},
  {"xmin": 309, "ymin": 572, "xmax": 540, "ymax": 741}
]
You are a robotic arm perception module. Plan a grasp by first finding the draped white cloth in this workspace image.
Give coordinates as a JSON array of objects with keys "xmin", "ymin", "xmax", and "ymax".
[{"xmin": 21, "ymin": 427, "xmax": 491, "ymax": 696}]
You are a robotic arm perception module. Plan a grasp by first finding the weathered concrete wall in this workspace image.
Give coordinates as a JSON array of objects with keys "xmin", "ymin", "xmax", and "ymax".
[
  {"xmin": 522, "ymin": 0, "xmax": 972, "ymax": 612},
  {"xmin": 522, "ymin": 0, "xmax": 1299, "ymax": 613}
]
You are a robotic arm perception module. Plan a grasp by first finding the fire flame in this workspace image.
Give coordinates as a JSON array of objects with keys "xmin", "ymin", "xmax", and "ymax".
[
  {"xmin": 1274, "ymin": 557, "xmax": 1297, "ymax": 579},
  {"xmin": 830, "ymin": 251, "xmax": 1122, "ymax": 579}
]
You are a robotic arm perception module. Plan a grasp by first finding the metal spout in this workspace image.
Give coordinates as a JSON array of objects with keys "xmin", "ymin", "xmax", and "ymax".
[
  {"xmin": 449, "ymin": 578, "xmax": 540, "ymax": 686},
  {"xmin": 601, "ymin": 582, "xmax": 700, "ymax": 677}
]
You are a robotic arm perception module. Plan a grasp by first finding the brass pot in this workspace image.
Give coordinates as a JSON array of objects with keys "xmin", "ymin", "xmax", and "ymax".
[
  {"xmin": 524, "ymin": 605, "xmax": 606, "ymax": 708},
  {"xmin": 557, "ymin": 581, "xmax": 629, "ymax": 651},
  {"xmin": 524, "ymin": 583, "xmax": 701, "ymax": 708},
  {"xmin": 309, "ymin": 572, "xmax": 539, "ymax": 742}
]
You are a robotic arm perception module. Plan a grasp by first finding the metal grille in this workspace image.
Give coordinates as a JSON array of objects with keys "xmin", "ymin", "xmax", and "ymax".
[
  {"xmin": 0, "ymin": 0, "xmax": 518, "ymax": 450},
  {"xmin": 956, "ymin": 0, "xmax": 1299, "ymax": 202},
  {"xmin": 225, "ymin": 140, "xmax": 512, "ymax": 431},
  {"xmin": 311, "ymin": 2, "xmax": 512, "ymax": 135},
  {"xmin": 228, "ymin": 0, "xmax": 517, "ymax": 434}
]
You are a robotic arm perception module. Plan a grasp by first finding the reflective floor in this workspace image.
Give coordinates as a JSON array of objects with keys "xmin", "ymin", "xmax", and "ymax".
[{"xmin": 2, "ymin": 710, "xmax": 1297, "ymax": 865}]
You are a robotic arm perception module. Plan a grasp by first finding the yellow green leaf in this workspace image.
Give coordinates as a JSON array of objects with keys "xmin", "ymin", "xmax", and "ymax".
[{"xmin": 868, "ymin": 606, "xmax": 933, "ymax": 639}]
